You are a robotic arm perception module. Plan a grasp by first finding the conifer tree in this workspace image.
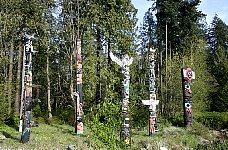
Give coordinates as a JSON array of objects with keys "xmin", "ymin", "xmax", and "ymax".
[{"xmin": 207, "ymin": 15, "xmax": 228, "ymax": 111}]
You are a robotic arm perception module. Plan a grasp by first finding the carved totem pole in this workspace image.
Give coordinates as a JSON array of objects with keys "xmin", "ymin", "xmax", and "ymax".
[
  {"xmin": 142, "ymin": 48, "xmax": 159, "ymax": 135},
  {"xmin": 181, "ymin": 67, "xmax": 195, "ymax": 127},
  {"xmin": 72, "ymin": 38, "xmax": 83, "ymax": 134},
  {"xmin": 19, "ymin": 34, "xmax": 39, "ymax": 143},
  {"xmin": 110, "ymin": 52, "xmax": 133, "ymax": 146}
]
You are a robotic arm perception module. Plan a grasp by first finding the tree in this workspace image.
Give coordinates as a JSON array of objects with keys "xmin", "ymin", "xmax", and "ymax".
[
  {"xmin": 208, "ymin": 46, "xmax": 228, "ymax": 112},
  {"xmin": 206, "ymin": 15, "xmax": 228, "ymax": 112},
  {"xmin": 155, "ymin": 0, "xmax": 205, "ymax": 53},
  {"xmin": 208, "ymin": 15, "xmax": 228, "ymax": 54}
]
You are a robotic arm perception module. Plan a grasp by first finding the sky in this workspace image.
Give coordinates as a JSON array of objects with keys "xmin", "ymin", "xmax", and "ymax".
[{"xmin": 132, "ymin": 0, "xmax": 228, "ymax": 26}]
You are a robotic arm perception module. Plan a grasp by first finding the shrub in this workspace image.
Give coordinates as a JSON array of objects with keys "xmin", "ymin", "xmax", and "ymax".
[
  {"xmin": 168, "ymin": 113, "xmax": 184, "ymax": 127},
  {"xmin": 195, "ymin": 112, "xmax": 228, "ymax": 129}
]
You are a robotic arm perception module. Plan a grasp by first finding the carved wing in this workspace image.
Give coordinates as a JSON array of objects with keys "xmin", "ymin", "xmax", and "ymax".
[
  {"xmin": 126, "ymin": 57, "xmax": 133, "ymax": 66},
  {"xmin": 110, "ymin": 52, "xmax": 123, "ymax": 67},
  {"xmin": 142, "ymin": 100, "xmax": 151, "ymax": 106},
  {"xmin": 25, "ymin": 33, "xmax": 36, "ymax": 40}
]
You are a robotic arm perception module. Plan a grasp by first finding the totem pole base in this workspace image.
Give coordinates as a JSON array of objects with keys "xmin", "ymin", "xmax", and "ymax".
[
  {"xmin": 76, "ymin": 121, "xmax": 83, "ymax": 135},
  {"xmin": 21, "ymin": 111, "xmax": 31, "ymax": 143}
]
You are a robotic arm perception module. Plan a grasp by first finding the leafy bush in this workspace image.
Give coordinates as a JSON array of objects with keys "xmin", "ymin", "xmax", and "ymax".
[
  {"xmin": 195, "ymin": 112, "xmax": 228, "ymax": 129},
  {"xmin": 168, "ymin": 113, "xmax": 184, "ymax": 127},
  {"xmin": 57, "ymin": 107, "xmax": 75, "ymax": 125},
  {"xmin": 32, "ymin": 103, "xmax": 44, "ymax": 118},
  {"xmin": 4, "ymin": 114, "xmax": 20, "ymax": 130},
  {"xmin": 167, "ymin": 111, "xmax": 228, "ymax": 134},
  {"xmin": 88, "ymin": 116, "xmax": 121, "ymax": 149},
  {"xmin": 87, "ymin": 101, "xmax": 122, "ymax": 149}
]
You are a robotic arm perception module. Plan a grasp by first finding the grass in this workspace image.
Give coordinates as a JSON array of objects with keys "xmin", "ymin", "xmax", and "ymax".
[
  {"xmin": 131, "ymin": 126, "xmax": 197, "ymax": 150},
  {"xmin": 131, "ymin": 123, "xmax": 228, "ymax": 150},
  {"xmin": 0, "ymin": 123, "xmax": 95, "ymax": 150},
  {"xmin": 0, "ymin": 121, "xmax": 227, "ymax": 150}
]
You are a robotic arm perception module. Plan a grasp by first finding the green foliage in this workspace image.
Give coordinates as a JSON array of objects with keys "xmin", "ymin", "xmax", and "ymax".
[
  {"xmin": 4, "ymin": 113, "xmax": 19, "ymax": 130},
  {"xmin": 130, "ymin": 56, "xmax": 149, "ymax": 129},
  {"xmin": 162, "ymin": 53, "xmax": 183, "ymax": 117},
  {"xmin": 208, "ymin": 15, "xmax": 228, "ymax": 52},
  {"xmin": 32, "ymin": 103, "xmax": 43, "ymax": 118},
  {"xmin": 57, "ymin": 107, "xmax": 75, "ymax": 125},
  {"xmin": 195, "ymin": 112, "xmax": 228, "ymax": 129},
  {"xmin": 140, "ymin": 7, "xmax": 156, "ymax": 48},
  {"xmin": 168, "ymin": 113, "xmax": 184, "ymax": 127},
  {"xmin": 208, "ymin": 47, "xmax": 228, "ymax": 111},
  {"xmin": 87, "ymin": 101, "xmax": 122, "ymax": 149},
  {"xmin": 207, "ymin": 16, "xmax": 228, "ymax": 112},
  {"xmin": 155, "ymin": 0, "xmax": 205, "ymax": 53},
  {"xmin": 0, "ymin": 84, "xmax": 8, "ymax": 123}
]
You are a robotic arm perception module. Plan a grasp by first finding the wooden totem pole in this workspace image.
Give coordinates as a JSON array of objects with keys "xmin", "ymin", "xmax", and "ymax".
[
  {"xmin": 110, "ymin": 52, "xmax": 133, "ymax": 146},
  {"xmin": 19, "ymin": 34, "xmax": 39, "ymax": 143},
  {"xmin": 141, "ymin": 48, "xmax": 159, "ymax": 135},
  {"xmin": 72, "ymin": 38, "xmax": 83, "ymax": 134},
  {"xmin": 181, "ymin": 67, "xmax": 195, "ymax": 127}
]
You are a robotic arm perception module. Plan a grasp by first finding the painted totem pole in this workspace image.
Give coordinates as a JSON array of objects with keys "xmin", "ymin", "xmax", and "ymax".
[
  {"xmin": 19, "ymin": 34, "xmax": 39, "ymax": 143},
  {"xmin": 181, "ymin": 67, "xmax": 195, "ymax": 127},
  {"xmin": 141, "ymin": 48, "xmax": 159, "ymax": 135},
  {"xmin": 110, "ymin": 52, "xmax": 133, "ymax": 146},
  {"xmin": 72, "ymin": 38, "xmax": 83, "ymax": 134}
]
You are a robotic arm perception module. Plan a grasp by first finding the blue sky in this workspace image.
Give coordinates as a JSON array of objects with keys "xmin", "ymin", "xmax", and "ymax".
[{"xmin": 132, "ymin": 0, "xmax": 228, "ymax": 26}]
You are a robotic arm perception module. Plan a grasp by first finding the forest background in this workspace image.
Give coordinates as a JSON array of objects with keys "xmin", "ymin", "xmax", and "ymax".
[{"xmin": 0, "ymin": 0, "xmax": 228, "ymax": 149}]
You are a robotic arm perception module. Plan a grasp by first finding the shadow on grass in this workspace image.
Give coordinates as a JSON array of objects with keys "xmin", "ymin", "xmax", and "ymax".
[
  {"xmin": 166, "ymin": 117, "xmax": 185, "ymax": 127},
  {"xmin": 7, "ymin": 124, "xmax": 19, "ymax": 131},
  {"xmin": 50, "ymin": 124, "xmax": 88, "ymax": 138},
  {"xmin": 4, "ymin": 118, "xmax": 19, "ymax": 131},
  {"xmin": 2, "ymin": 131, "xmax": 19, "ymax": 141},
  {"xmin": 131, "ymin": 131, "xmax": 148, "ymax": 137}
]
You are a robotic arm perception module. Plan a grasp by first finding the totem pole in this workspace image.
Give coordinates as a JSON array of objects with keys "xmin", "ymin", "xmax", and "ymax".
[
  {"xmin": 141, "ymin": 48, "xmax": 159, "ymax": 135},
  {"xmin": 110, "ymin": 52, "xmax": 133, "ymax": 146},
  {"xmin": 19, "ymin": 34, "xmax": 39, "ymax": 143},
  {"xmin": 181, "ymin": 67, "xmax": 195, "ymax": 127},
  {"xmin": 72, "ymin": 38, "xmax": 83, "ymax": 134}
]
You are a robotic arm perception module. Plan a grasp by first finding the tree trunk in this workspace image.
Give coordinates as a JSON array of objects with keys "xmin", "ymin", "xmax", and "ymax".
[
  {"xmin": 8, "ymin": 39, "xmax": 14, "ymax": 114},
  {"xmin": 47, "ymin": 51, "xmax": 52, "ymax": 119},
  {"xmin": 15, "ymin": 41, "xmax": 23, "ymax": 114},
  {"xmin": 108, "ymin": 31, "xmax": 111, "ymax": 66},
  {"xmin": 95, "ymin": 28, "xmax": 101, "ymax": 103}
]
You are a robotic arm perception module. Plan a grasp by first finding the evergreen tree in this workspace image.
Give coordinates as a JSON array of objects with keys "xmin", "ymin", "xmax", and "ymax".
[
  {"xmin": 207, "ymin": 15, "xmax": 228, "ymax": 111},
  {"xmin": 208, "ymin": 15, "xmax": 228, "ymax": 53}
]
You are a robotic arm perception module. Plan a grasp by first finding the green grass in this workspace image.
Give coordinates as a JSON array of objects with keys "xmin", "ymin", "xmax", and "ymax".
[
  {"xmin": 131, "ymin": 126, "xmax": 197, "ymax": 149},
  {"xmin": 131, "ymin": 124, "xmax": 228, "ymax": 150},
  {"xmin": 0, "ymin": 123, "xmax": 95, "ymax": 149},
  {"xmin": 0, "ymin": 122, "xmax": 227, "ymax": 150}
]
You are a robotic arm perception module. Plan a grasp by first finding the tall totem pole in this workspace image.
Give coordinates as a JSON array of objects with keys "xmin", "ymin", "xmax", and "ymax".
[
  {"xmin": 181, "ymin": 67, "xmax": 195, "ymax": 127},
  {"xmin": 72, "ymin": 38, "xmax": 83, "ymax": 134},
  {"xmin": 110, "ymin": 52, "xmax": 133, "ymax": 146},
  {"xmin": 141, "ymin": 48, "xmax": 159, "ymax": 135},
  {"xmin": 19, "ymin": 34, "xmax": 39, "ymax": 143}
]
